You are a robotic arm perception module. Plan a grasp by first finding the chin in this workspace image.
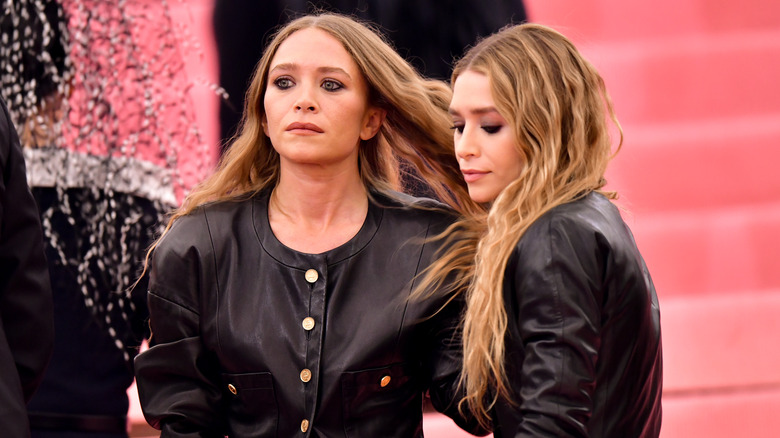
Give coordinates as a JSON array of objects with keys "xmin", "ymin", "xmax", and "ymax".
[{"xmin": 467, "ymin": 189, "xmax": 495, "ymax": 205}]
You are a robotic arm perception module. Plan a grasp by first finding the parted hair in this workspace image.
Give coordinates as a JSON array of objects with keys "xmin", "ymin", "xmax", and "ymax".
[
  {"xmin": 454, "ymin": 23, "xmax": 624, "ymax": 426},
  {"xmin": 147, "ymin": 13, "xmax": 481, "ymax": 252}
]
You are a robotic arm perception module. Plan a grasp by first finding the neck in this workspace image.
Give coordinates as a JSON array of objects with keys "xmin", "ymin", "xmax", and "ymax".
[{"xmin": 268, "ymin": 162, "xmax": 369, "ymax": 253}]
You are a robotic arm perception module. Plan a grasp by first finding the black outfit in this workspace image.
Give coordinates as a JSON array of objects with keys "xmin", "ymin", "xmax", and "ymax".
[
  {"xmin": 27, "ymin": 189, "xmax": 157, "ymax": 438},
  {"xmin": 212, "ymin": 0, "xmax": 527, "ymax": 148},
  {"xmin": 0, "ymin": 96, "xmax": 55, "ymax": 438},
  {"xmin": 135, "ymin": 190, "xmax": 482, "ymax": 437},
  {"xmin": 492, "ymin": 192, "xmax": 663, "ymax": 437}
]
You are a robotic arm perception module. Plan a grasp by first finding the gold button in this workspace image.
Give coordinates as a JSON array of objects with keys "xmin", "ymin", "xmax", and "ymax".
[
  {"xmin": 300, "ymin": 368, "xmax": 312, "ymax": 383},
  {"xmin": 302, "ymin": 317, "xmax": 315, "ymax": 331},
  {"xmin": 304, "ymin": 269, "xmax": 318, "ymax": 283},
  {"xmin": 227, "ymin": 383, "xmax": 237, "ymax": 395},
  {"xmin": 380, "ymin": 375, "xmax": 391, "ymax": 387},
  {"xmin": 300, "ymin": 419, "xmax": 309, "ymax": 433}
]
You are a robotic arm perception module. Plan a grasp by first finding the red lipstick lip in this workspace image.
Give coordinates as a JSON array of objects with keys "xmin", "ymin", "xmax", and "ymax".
[{"xmin": 286, "ymin": 122, "xmax": 324, "ymax": 133}]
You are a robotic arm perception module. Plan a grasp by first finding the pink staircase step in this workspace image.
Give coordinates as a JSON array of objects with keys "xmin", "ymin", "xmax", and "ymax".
[
  {"xmin": 526, "ymin": 0, "xmax": 780, "ymax": 42},
  {"xmin": 662, "ymin": 386, "xmax": 780, "ymax": 438},
  {"xmin": 585, "ymin": 32, "xmax": 780, "ymax": 125},
  {"xmin": 606, "ymin": 114, "xmax": 780, "ymax": 213},
  {"xmin": 628, "ymin": 203, "xmax": 780, "ymax": 297},
  {"xmin": 424, "ymin": 412, "xmax": 490, "ymax": 438},
  {"xmin": 660, "ymin": 291, "xmax": 780, "ymax": 438},
  {"xmin": 660, "ymin": 290, "xmax": 780, "ymax": 392}
]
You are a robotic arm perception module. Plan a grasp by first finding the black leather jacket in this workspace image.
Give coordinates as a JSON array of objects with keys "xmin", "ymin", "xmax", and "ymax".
[
  {"xmin": 492, "ymin": 192, "xmax": 663, "ymax": 437},
  {"xmin": 134, "ymin": 190, "xmax": 482, "ymax": 437}
]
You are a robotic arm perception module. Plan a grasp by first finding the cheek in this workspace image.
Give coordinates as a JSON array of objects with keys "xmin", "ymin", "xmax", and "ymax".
[
  {"xmin": 262, "ymin": 98, "xmax": 273, "ymax": 123},
  {"xmin": 337, "ymin": 105, "xmax": 368, "ymax": 136},
  {"xmin": 494, "ymin": 135, "xmax": 523, "ymax": 176},
  {"xmin": 263, "ymin": 91, "xmax": 284, "ymax": 119}
]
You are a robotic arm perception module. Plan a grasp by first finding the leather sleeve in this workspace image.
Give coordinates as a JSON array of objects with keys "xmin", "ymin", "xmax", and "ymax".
[
  {"xmin": 0, "ymin": 97, "xmax": 54, "ymax": 403},
  {"xmin": 507, "ymin": 214, "xmax": 605, "ymax": 437},
  {"xmin": 133, "ymin": 212, "xmax": 227, "ymax": 437},
  {"xmin": 426, "ymin": 294, "xmax": 490, "ymax": 436},
  {"xmin": 419, "ymin": 212, "xmax": 490, "ymax": 436}
]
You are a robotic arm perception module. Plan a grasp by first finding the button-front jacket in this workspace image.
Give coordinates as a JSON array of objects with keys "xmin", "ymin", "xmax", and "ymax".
[
  {"xmin": 134, "ymin": 190, "xmax": 481, "ymax": 437},
  {"xmin": 492, "ymin": 192, "xmax": 663, "ymax": 437}
]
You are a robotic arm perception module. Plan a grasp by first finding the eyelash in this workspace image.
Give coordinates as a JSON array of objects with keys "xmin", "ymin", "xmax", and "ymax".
[
  {"xmin": 450, "ymin": 124, "xmax": 502, "ymax": 134},
  {"xmin": 272, "ymin": 77, "xmax": 344, "ymax": 92}
]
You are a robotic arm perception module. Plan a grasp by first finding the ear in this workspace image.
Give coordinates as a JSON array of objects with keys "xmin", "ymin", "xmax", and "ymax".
[
  {"xmin": 359, "ymin": 107, "xmax": 386, "ymax": 141},
  {"xmin": 261, "ymin": 114, "xmax": 269, "ymax": 137}
]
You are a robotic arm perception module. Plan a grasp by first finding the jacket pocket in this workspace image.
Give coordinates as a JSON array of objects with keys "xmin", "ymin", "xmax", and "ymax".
[
  {"xmin": 221, "ymin": 371, "xmax": 278, "ymax": 437},
  {"xmin": 341, "ymin": 363, "xmax": 422, "ymax": 438}
]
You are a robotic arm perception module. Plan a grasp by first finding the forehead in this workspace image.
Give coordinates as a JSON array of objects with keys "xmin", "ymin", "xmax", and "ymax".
[
  {"xmin": 451, "ymin": 70, "xmax": 495, "ymax": 110},
  {"xmin": 270, "ymin": 27, "xmax": 358, "ymax": 72}
]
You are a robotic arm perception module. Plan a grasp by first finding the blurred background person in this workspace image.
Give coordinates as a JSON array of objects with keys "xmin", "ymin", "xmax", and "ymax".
[
  {"xmin": 0, "ymin": 1, "xmax": 213, "ymax": 436},
  {"xmin": 0, "ymin": 94, "xmax": 55, "ymax": 438}
]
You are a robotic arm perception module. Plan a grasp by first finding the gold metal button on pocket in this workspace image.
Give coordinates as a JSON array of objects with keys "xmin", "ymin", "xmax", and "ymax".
[
  {"xmin": 305, "ymin": 269, "xmax": 318, "ymax": 283},
  {"xmin": 302, "ymin": 317, "xmax": 315, "ymax": 331},
  {"xmin": 380, "ymin": 375, "xmax": 391, "ymax": 387},
  {"xmin": 300, "ymin": 368, "xmax": 312, "ymax": 383},
  {"xmin": 301, "ymin": 419, "xmax": 309, "ymax": 433},
  {"xmin": 227, "ymin": 383, "xmax": 237, "ymax": 395}
]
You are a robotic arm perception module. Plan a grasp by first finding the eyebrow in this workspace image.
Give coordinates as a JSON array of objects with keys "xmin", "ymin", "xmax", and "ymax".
[
  {"xmin": 448, "ymin": 106, "xmax": 499, "ymax": 116},
  {"xmin": 269, "ymin": 63, "xmax": 352, "ymax": 80}
]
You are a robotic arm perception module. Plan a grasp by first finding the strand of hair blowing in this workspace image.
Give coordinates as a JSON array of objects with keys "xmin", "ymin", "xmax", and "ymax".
[
  {"xmin": 458, "ymin": 23, "xmax": 623, "ymax": 427},
  {"xmin": 349, "ymin": 37, "xmax": 481, "ymax": 217}
]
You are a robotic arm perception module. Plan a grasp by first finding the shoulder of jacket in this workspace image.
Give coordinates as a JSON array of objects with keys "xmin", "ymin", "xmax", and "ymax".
[
  {"xmin": 533, "ymin": 193, "xmax": 617, "ymax": 233},
  {"xmin": 159, "ymin": 198, "xmax": 249, "ymax": 251}
]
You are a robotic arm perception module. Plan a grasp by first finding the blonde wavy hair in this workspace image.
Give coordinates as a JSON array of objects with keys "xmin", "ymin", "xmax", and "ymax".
[
  {"xmin": 143, "ymin": 13, "xmax": 483, "ymax": 264},
  {"xmin": 454, "ymin": 23, "xmax": 624, "ymax": 426}
]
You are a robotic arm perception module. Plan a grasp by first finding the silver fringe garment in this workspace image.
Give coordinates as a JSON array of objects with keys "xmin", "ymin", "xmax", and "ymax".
[{"xmin": 1, "ymin": 0, "xmax": 213, "ymax": 362}]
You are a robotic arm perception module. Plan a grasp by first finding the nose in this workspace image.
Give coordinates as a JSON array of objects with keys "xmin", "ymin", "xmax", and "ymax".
[
  {"xmin": 294, "ymin": 85, "xmax": 318, "ymax": 113},
  {"xmin": 454, "ymin": 124, "xmax": 480, "ymax": 160},
  {"xmin": 295, "ymin": 103, "xmax": 316, "ymax": 112}
]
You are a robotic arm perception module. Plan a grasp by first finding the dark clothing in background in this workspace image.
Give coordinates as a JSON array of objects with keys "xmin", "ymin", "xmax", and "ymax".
[
  {"xmin": 212, "ymin": 0, "xmax": 527, "ymax": 149},
  {"xmin": 0, "ymin": 96, "xmax": 55, "ymax": 438},
  {"xmin": 27, "ymin": 189, "xmax": 157, "ymax": 438}
]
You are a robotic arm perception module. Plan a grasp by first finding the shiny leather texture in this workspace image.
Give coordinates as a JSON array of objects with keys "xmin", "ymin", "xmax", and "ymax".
[
  {"xmin": 134, "ymin": 190, "xmax": 482, "ymax": 437},
  {"xmin": 492, "ymin": 192, "xmax": 663, "ymax": 437}
]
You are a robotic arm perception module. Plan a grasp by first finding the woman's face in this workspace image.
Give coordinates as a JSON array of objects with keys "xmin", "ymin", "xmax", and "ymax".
[
  {"xmin": 262, "ymin": 27, "xmax": 383, "ymax": 171},
  {"xmin": 450, "ymin": 70, "xmax": 524, "ymax": 204}
]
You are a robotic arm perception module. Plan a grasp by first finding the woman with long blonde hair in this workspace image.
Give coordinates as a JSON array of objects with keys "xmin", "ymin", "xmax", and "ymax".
[
  {"xmin": 449, "ymin": 23, "xmax": 663, "ymax": 436},
  {"xmin": 133, "ymin": 13, "xmax": 486, "ymax": 437}
]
